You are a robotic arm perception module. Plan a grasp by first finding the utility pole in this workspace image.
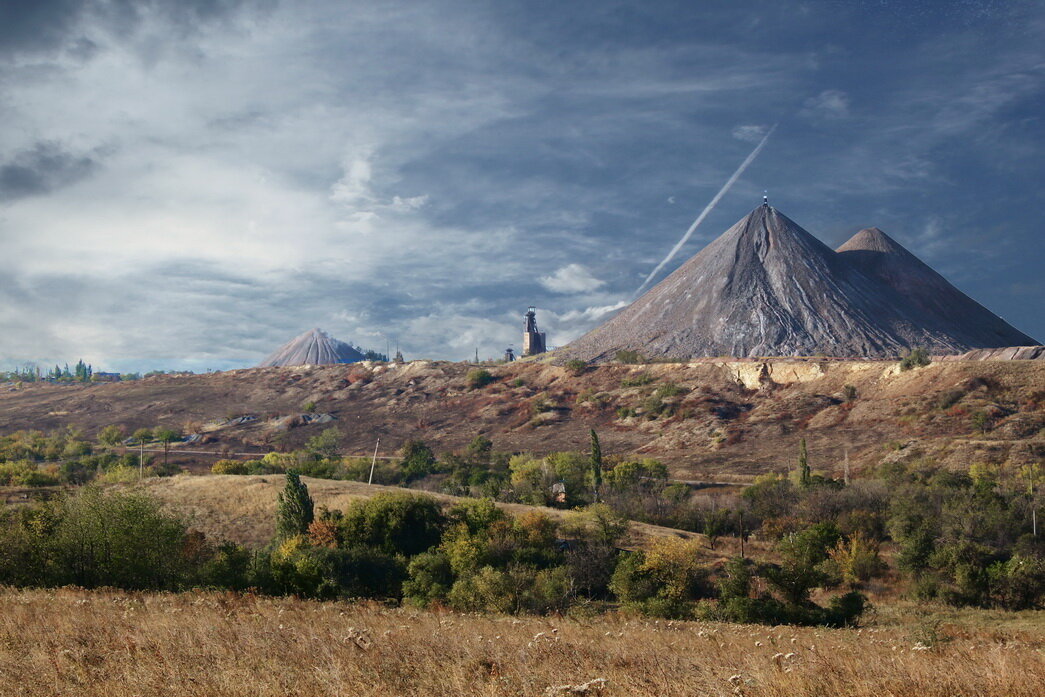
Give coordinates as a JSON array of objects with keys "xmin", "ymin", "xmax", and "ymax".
[
  {"xmin": 368, "ymin": 438, "xmax": 381, "ymax": 485},
  {"xmin": 1032, "ymin": 477, "xmax": 1038, "ymax": 538},
  {"xmin": 739, "ymin": 510, "xmax": 745, "ymax": 559},
  {"xmin": 139, "ymin": 439, "xmax": 145, "ymax": 480},
  {"xmin": 843, "ymin": 449, "xmax": 850, "ymax": 486}
]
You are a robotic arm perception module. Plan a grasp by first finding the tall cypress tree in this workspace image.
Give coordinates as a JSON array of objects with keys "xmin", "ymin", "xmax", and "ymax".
[
  {"xmin": 590, "ymin": 428, "xmax": 603, "ymax": 502},
  {"xmin": 798, "ymin": 438, "xmax": 811, "ymax": 488},
  {"xmin": 276, "ymin": 472, "xmax": 314, "ymax": 539}
]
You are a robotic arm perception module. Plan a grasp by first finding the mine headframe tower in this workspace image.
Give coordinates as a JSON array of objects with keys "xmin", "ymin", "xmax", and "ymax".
[{"xmin": 522, "ymin": 306, "xmax": 547, "ymax": 357}]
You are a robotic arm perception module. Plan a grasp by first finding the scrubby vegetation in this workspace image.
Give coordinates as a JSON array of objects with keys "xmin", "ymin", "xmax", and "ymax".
[
  {"xmin": 466, "ymin": 368, "xmax": 495, "ymax": 389},
  {"xmin": 3, "ymin": 415, "xmax": 1042, "ymax": 618},
  {"xmin": 0, "ymin": 475, "xmax": 870, "ymax": 625},
  {"xmin": 0, "ymin": 428, "xmax": 170, "ymax": 487}
]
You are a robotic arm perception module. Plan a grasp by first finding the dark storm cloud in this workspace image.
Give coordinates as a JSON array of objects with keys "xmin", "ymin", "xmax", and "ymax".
[
  {"xmin": 0, "ymin": 0, "xmax": 271, "ymax": 57},
  {"xmin": 0, "ymin": 142, "xmax": 98, "ymax": 202}
]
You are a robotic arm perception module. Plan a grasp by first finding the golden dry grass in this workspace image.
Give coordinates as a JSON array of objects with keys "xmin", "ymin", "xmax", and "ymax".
[
  {"xmin": 134, "ymin": 474, "xmax": 707, "ymax": 550},
  {"xmin": 0, "ymin": 587, "xmax": 1041, "ymax": 697}
]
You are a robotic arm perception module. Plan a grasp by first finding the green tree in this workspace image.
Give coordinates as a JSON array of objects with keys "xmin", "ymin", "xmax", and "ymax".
[
  {"xmin": 400, "ymin": 440, "xmax": 437, "ymax": 482},
  {"xmin": 305, "ymin": 428, "xmax": 340, "ymax": 460},
  {"xmin": 763, "ymin": 523, "xmax": 841, "ymax": 605},
  {"xmin": 340, "ymin": 492, "xmax": 445, "ymax": 556},
  {"xmin": 798, "ymin": 438, "xmax": 811, "ymax": 488},
  {"xmin": 276, "ymin": 473, "xmax": 314, "ymax": 539},
  {"xmin": 97, "ymin": 425, "xmax": 125, "ymax": 447},
  {"xmin": 154, "ymin": 428, "xmax": 181, "ymax": 468}
]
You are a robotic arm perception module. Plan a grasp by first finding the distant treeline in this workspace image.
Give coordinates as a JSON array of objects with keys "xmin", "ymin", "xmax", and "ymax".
[{"xmin": 1, "ymin": 361, "xmax": 164, "ymax": 383}]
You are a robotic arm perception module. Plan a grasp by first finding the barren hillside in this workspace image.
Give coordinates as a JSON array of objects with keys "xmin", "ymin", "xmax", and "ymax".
[{"xmin": 1, "ymin": 358, "xmax": 1041, "ymax": 480}]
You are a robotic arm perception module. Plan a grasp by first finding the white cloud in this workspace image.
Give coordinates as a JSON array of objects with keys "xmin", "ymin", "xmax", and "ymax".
[
  {"xmin": 539, "ymin": 264, "xmax": 605, "ymax": 294},
  {"xmin": 731, "ymin": 124, "xmax": 769, "ymax": 142},
  {"xmin": 802, "ymin": 89, "xmax": 850, "ymax": 119}
]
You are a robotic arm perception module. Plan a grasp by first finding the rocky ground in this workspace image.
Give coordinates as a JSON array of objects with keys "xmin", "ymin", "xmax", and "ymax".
[{"xmin": 1, "ymin": 357, "xmax": 1041, "ymax": 481}]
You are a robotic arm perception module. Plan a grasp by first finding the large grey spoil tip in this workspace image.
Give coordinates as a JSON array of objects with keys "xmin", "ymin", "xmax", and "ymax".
[
  {"xmin": 558, "ymin": 205, "xmax": 1037, "ymax": 362},
  {"xmin": 258, "ymin": 328, "xmax": 366, "ymax": 367}
]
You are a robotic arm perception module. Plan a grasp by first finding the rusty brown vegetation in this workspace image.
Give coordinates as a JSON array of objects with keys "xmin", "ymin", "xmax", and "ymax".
[{"xmin": 0, "ymin": 586, "xmax": 1040, "ymax": 697}]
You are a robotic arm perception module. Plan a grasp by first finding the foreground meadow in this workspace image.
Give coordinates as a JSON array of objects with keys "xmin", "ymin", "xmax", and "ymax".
[{"xmin": 0, "ymin": 587, "xmax": 1040, "ymax": 697}]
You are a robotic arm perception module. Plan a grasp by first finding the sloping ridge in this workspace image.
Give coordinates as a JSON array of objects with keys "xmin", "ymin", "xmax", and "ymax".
[
  {"xmin": 836, "ymin": 227, "xmax": 1037, "ymax": 348},
  {"xmin": 258, "ymin": 328, "xmax": 365, "ymax": 367},
  {"xmin": 561, "ymin": 205, "xmax": 1033, "ymax": 361}
]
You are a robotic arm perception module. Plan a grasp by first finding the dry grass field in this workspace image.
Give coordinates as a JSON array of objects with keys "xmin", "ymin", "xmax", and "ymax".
[{"xmin": 0, "ymin": 587, "xmax": 1041, "ymax": 697}]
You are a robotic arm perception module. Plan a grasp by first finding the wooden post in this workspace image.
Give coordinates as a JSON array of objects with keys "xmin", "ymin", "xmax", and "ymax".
[{"xmin": 368, "ymin": 438, "xmax": 381, "ymax": 485}]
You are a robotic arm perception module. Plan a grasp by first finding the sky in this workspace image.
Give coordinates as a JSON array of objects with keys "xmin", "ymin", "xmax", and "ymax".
[{"xmin": 0, "ymin": 0, "xmax": 1042, "ymax": 372}]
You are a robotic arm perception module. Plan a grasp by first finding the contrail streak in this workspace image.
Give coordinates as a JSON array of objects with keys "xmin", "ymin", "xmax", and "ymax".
[{"xmin": 633, "ymin": 123, "xmax": 777, "ymax": 298}]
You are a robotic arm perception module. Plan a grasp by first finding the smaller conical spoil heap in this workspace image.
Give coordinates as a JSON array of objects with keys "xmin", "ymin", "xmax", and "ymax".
[
  {"xmin": 836, "ymin": 227, "xmax": 1037, "ymax": 348},
  {"xmin": 258, "ymin": 328, "xmax": 366, "ymax": 367}
]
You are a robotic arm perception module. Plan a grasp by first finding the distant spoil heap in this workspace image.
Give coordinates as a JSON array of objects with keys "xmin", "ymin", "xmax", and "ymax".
[
  {"xmin": 560, "ymin": 205, "xmax": 1037, "ymax": 361},
  {"xmin": 258, "ymin": 328, "xmax": 366, "ymax": 367}
]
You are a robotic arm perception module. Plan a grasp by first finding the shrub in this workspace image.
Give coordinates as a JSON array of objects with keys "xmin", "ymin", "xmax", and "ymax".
[
  {"xmin": 988, "ymin": 555, "xmax": 1045, "ymax": 610},
  {"xmin": 899, "ymin": 347, "xmax": 931, "ymax": 371},
  {"xmin": 564, "ymin": 359, "xmax": 588, "ymax": 376},
  {"xmin": 621, "ymin": 372, "xmax": 654, "ymax": 387},
  {"xmin": 466, "ymin": 369, "xmax": 495, "ymax": 389},
  {"xmin": 269, "ymin": 537, "xmax": 406, "ymax": 600},
  {"xmin": 530, "ymin": 394, "xmax": 554, "ymax": 415},
  {"xmin": 403, "ymin": 551, "xmax": 454, "ymax": 607},
  {"xmin": 0, "ymin": 487, "xmax": 193, "ymax": 590},
  {"xmin": 936, "ymin": 389, "xmax": 964, "ymax": 410},
  {"xmin": 615, "ymin": 350, "xmax": 645, "ymax": 365},
  {"xmin": 655, "ymin": 382, "xmax": 687, "ymax": 398},
  {"xmin": 609, "ymin": 538, "xmax": 712, "ymax": 618},
  {"xmin": 616, "ymin": 406, "xmax": 636, "ymax": 419},
  {"xmin": 212, "ymin": 459, "xmax": 250, "ymax": 475},
  {"xmin": 340, "ymin": 492, "xmax": 445, "ymax": 557}
]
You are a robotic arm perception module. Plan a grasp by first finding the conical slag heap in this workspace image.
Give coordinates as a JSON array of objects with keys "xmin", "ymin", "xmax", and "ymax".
[
  {"xmin": 259, "ymin": 328, "xmax": 366, "ymax": 367},
  {"xmin": 559, "ymin": 204, "xmax": 1035, "ymax": 361},
  {"xmin": 836, "ymin": 227, "xmax": 1036, "ymax": 348}
]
